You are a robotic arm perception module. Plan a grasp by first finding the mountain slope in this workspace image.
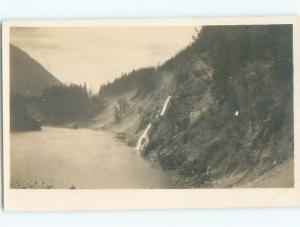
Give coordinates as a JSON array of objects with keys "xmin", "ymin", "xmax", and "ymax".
[
  {"xmin": 10, "ymin": 44, "xmax": 62, "ymax": 96},
  {"xmin": 91, "ymin": 25, "xmax": 294, "ymax": 188}
]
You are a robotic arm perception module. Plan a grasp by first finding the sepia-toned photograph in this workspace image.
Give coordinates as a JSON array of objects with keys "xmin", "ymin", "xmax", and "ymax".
[
  {"xmin": 7, "ymin": 22, "xmax": 295, "ymax": 189},
  {"xmin": 2, "ymin": 17, "xmax": 300, "ymax": 211}
]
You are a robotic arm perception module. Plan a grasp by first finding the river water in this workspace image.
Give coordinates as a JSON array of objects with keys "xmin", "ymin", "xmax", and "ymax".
[{"xmin": 10, "ymin": 127, "xmax": 171, "ymax": 189}]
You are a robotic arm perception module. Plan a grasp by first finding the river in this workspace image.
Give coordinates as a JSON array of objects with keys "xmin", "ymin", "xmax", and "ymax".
[{"xmin": 10, "ymin": 127, "xmax": 171, "ymax": 189}]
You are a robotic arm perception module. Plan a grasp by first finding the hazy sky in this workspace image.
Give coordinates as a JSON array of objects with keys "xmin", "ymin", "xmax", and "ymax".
[{"xmin": 10, "ymin": 27, "xmax": 195, "ymax": 92}]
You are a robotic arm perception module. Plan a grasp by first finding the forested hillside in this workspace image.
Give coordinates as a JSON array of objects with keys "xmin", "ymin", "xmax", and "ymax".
[
  {"xmin": 94, "ymin": 25, "xmax": 294, "ymax": 188},
  {"xmin": 11, "ymin": 83, "xmax": 104, "ymax": 131},
  {"xmin": 10, "ymin": 45, "xmax": 104, "ymax": 130},
  {"xmin": 39, "ymin": 84, "xmax": 104, "ymax": 124},
  {"xmin": 10, "ymin": 44, "xmax": 61, "ymax": 131}
]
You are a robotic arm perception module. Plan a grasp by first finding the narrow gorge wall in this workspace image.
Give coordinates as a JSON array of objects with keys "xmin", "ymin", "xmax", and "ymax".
[{"xmin": 95, "ymin": 25, "xmax": 294, "ymax": 188}]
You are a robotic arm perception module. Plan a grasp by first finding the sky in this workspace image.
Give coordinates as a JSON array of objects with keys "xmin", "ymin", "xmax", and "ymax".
[{"xmin": 10, "ymin": 26, "xmax": 196, "ymax": 93}]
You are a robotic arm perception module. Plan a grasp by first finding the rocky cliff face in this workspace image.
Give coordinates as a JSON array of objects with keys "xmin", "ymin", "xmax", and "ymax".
[{"xmin": 94, "ymin": 25, "xmax": 294, "ymax": 188}]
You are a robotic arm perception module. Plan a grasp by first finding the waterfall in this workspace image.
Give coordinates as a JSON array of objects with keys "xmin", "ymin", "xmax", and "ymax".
[
  {"xmin": 135, "ymin": 123, "xmax": 152, "ymax": 152},
  {"xmin": 160, "ymin": 96, "xmax": 171, "ymax": 116},
  {"xmin": 135, "ymin": 96, "xmax": 171, "ymax": 153}
]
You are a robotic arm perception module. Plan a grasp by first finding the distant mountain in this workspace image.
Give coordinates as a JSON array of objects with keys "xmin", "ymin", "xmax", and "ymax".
[{"xmin": 10, "ymin": 44, "xmax": 62, "ymax": 96}]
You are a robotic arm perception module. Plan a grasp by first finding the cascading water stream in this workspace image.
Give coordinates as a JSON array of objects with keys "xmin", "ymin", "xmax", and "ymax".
[
  {"xmin": 160, "ymin": 96, "xmax": 171, "ymax": 116},
  {"xmin": 135, "ymin": 96, "xmax": 172, "ymax": 154},
  {"xmin": 135, "ymin": 123, "xmax": 152, "ymax": 152}
]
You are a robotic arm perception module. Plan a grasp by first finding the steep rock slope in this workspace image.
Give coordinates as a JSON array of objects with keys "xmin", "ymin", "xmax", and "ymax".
[{"xmin": 93, "ymin": 25, "xmax": 294, "ymax": 188}]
